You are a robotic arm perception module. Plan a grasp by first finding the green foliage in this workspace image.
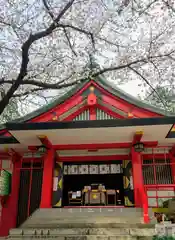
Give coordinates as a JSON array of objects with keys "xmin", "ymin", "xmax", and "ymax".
[
  {"xmin": 0, "ymin": 99, "xmax": 20, "ymax": 123},
  {"xmin": 145, "ymin": 86, "xmax": 175, "ymax": 113},
  {"xmin": 153, "ymin": 236, "xmax": 175, "ymax": 240}
]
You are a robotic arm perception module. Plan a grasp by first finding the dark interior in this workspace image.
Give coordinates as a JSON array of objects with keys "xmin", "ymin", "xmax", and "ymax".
[
  {"xmin": 17, "ymin": 162, "xmax": 43, "ymax": 227},
  {"xmin": 63, "ymin": 173, "xmax": 124, "ymax": 206}
]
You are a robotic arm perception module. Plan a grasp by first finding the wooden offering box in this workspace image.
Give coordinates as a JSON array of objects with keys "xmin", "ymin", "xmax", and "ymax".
[
  {"xmin": 89, "ymin": 191, "xmax": 106, "ymax": 205},
  {"xmin": 84, "ymin": 184, "xmax": 106, "ymax": 205}
]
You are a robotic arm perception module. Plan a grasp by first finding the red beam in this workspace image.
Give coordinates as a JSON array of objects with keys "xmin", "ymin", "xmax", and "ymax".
[
  {"xmin": 0, "ymin": 152, "xmax": 11, "ymax": 159},
  {"xmin": 59, "ymin": 153, "xmax": 169, "ymax": 162},
  {"xmin": 59, "ymin": 155, "xmax": 130, "ymax": 162},
  {"xmin": 28, "ymin": 146, "xmax": 37, "ymax": 151},
  {"xmin": 144, "ymin": 184, "xmax": 175, "ymax": 188},
  {"xmin": 0, "ymin": 153, "xmax": 169, "ymax": 163},
  {"xmin": 55, "ymin": 143, "xmax": 129, "ymax": 150},
  {"xmin": 51, "ymin": 141, "xmax": 158, "ymax": 150},
  {"xmin": 15, "ymin": 157, "xmax": 42, "ymax": 165},
  {"xmin": 142, "ymin": 153, "xmax": 170, "ymax": 159}
]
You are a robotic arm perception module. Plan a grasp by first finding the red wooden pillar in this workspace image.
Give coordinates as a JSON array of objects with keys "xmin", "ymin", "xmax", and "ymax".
[
  {"xmin": 40, "ymin": 149, "xmax": 55, "ymax": 208},
  {"xmin": 131, "ymin": 147, "xmax": 144, "ymax": 207},
  {"xmin": 0, "ymin": 157, "xmax": 20, "ymax": 236}
]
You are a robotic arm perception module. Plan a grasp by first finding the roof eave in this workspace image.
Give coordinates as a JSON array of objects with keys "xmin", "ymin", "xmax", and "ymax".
[{"xmin": 95, "ymin": 75, "xmax": 174, "ymax": 117}]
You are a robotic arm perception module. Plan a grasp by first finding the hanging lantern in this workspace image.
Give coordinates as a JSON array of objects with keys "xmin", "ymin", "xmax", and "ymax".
[
  {"xmin": 133, "ymin": 142, "xmax": 144, "ymax": 152},
  {"xmin": 37, "ymin": 145, "xmax": 47, "ymax": 153}
]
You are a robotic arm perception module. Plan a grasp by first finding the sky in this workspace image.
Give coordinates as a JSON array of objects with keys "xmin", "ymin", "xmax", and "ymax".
[{"xmin": 121, "ymin": 80, "xmax": 143, "ymax": 97}]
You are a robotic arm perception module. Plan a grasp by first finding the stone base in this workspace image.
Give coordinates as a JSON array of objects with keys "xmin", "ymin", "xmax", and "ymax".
[{"xmin": 8, "ymin": 208, "xmax": 156, "ymax": 240}]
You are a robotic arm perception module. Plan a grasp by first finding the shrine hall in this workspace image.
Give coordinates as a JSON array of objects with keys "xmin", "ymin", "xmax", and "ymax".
[{"xmin": 0, "ymin": 77, "xmax": 175, "ymax": 236}]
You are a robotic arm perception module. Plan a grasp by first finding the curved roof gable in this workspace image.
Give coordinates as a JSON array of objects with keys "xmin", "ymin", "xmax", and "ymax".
[{"xmin": 6, "ymin": 76, "xmax": 174, "ymax": 125}]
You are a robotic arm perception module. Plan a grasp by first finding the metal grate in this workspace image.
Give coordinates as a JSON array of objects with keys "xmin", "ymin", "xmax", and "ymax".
[
  {"xmin": 73, "ymin": 109, "xmax": 90, "ymax": 121},
  {"xmin": 96, "ymin": 109, "xmax": 114, "ymax": 120},
  {"xmin": 142, "ymin": 158, "xmax": 173, "ymax": 185}
]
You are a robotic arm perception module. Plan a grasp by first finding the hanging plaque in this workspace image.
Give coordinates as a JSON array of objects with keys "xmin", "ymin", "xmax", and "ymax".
[
  {"xmin": 89, "ymin": 165, "xmax": 98, "ymax": 174},
  {"xmin": 79, "ymin": 165, "xmax": 89, "ymax": 174},
  {"xmin": 70, "ymin": 165, "xmax": 78, "ymax": 175},
  {"xmin": 99, "ymin": 164, "xmax": 110, "ymax": 174},
  {"xmin": 110, "ymin": 164, "xmax": 121, "ymax": 174},
  {"xmin": 68, "ymin": 165, "xmax": 72, "ymax": 175},
  {"xmin": 63, "ymin": 165, "xmax": 68, "ymax": 175},
  {"xmin": 67, "ymin": 165, "xmax": 79, "ymax": 175},
  {"xmin": 0, "ymin": 170, "xmax": 11, "ymax": 196}
]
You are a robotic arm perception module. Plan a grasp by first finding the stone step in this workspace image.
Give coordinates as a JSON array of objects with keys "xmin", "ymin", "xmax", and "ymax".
[
  {"xmin": 21, "ymin": 219, "xmax": 145, "ymax": 228},
  {"xmin": 30, "ymin": 208, "xmax": 143, "ymax": 218},
  {"xmin": 8, "ymin": 208, "xmax": 156, "ymax": 239},
  {"xmin": 21, "ymin": 208, "xmax": 145, "ymax": 228},
  {"xmin": 20, "ymin": 222, "xmax": 155, "ymax": 229},
  {"xmin": 9, "ymin": 227, "xmax": 156, "ymax": 238},
  {"xmin": 21, "ymin": 217, "xmax": 143, "ymax": 228},
  {"xmin": 7, "ymin": 235, "xmax": 153, "ymax": 240}
]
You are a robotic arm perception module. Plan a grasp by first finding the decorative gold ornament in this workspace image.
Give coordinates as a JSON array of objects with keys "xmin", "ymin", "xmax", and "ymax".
[
  {"xmin": 135, "ymin": 131, "xmax": 143, "ymax": 135},
  {"xmin": 92, "ymin": 194, "xmax": 97, "ymax": 199},
  {"xmin": 52, "ymin": 116, "xmax": 58, "ymax": 121},
  {"xmin": 37, "ymin": 135, "xmax": 46, "ymax": 139},
  {"xmin": 89, "ymin": 86, "xmax": 95, "ymax": 92},
  {"xmin": 4, "ymin": 146, "xmax": 9, "ymax": 152},
  {"xmin": 128, "ymin": 112, "xmax": 133, "ymax": 117}
]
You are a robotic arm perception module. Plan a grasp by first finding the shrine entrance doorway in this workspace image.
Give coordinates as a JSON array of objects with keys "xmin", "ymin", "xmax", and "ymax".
[{"xmin": 62, "ymin": 161, "xmax": 125, "ymax": 207}]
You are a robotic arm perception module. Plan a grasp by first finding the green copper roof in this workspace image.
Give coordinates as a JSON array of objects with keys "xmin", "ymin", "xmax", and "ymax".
[
  {"xmin": 96, "ymin": 76, "xmax": 174, "ymax": 116},
  {"xmin": 5, "ymin": 76, "xmax": 175, "ymax": 126}
]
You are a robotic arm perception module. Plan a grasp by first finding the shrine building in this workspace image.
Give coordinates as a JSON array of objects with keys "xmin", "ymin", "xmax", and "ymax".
[{"xmin": 0, "ymin": 77, "xmax": 175, "ymax": 236}]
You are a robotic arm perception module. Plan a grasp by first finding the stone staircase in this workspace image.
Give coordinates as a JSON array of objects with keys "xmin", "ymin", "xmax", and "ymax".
[{"xmin": 8, "ymin": 208, "xmax": 156, "ymax": 239}]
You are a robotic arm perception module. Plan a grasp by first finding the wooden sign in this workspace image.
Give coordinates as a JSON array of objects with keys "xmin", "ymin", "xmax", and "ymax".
[{"xmin": 0, "ymin": 170, "xmax": 11, "ymax": 196}]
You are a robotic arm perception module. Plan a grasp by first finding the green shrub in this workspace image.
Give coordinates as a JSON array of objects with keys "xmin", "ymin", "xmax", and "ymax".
[{"xmin": 153, "ymin": 236, "xmax": 175, "ymax": 240}]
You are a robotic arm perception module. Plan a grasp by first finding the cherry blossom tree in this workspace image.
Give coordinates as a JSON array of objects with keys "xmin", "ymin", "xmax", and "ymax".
[{"xmin": 0, "ymin": 0, "xmax": 175, "ymax": 119}]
